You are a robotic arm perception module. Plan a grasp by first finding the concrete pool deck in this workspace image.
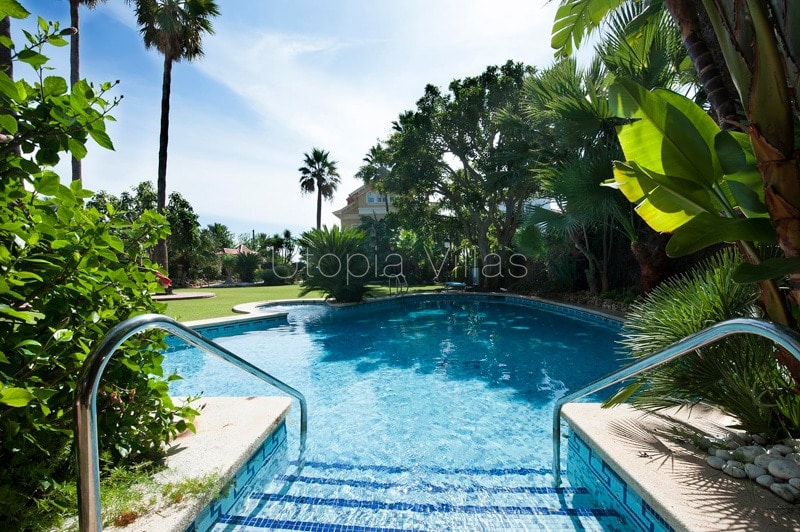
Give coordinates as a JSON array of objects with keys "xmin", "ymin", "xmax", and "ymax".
[
  {"xmin": 105, "ymin": 396, "xmax": 291, "ymax": 532},
  {"xmin": 563, "ymin": 402, "xmax": 800, "ymax": 531}
]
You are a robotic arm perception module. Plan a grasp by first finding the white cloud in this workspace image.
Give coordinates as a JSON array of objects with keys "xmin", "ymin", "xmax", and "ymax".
[{"xmin": 35, "ymin": 0, "xmax": 564, "ymax": 237}]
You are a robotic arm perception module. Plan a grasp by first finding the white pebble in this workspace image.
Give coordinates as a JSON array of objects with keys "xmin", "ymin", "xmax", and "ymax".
[
  {"xmin": 715, "ymin": 449, "xmax": 734, "ymax": 460},
  {"xmin": 756, "ymin": 474, "xmax": 776, "ymax": 488},
  {"xmin": 722, "ymin": 463, "xmax": 747, "ymax": 479},
  {"xmin": 706, "ymin": 456, "xmax": 726, "ymax": 470},
  {"xmin": 755, "ymin": 454, "xmax": 781, "ymax": 467},
  {"xmin": 744, "ymin": 463, "xmax": 767, "ymax": 479},
  {"xmin": 733, "ymin": 445, "xmax": 765, "ymax": 463},
  {"xmin": 770, "ymin": 483, "xmax": 797, "ymax": 503},
  {"xmin": 768, "ymin": 458, "xmax": 800, "ymax": 480},
  {"xmin": 770, "ymin": 444, "xmax": 793, "ymax": 455}
]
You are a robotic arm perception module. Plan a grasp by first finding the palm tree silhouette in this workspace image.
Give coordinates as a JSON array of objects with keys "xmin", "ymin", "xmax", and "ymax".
[
  {"xmin": 132, "ymin": 0, "xmax": 220, "ymax": 270},
  {"xmin": 299, "ymin": 147, "xmax": 341, "ymax": 230}
]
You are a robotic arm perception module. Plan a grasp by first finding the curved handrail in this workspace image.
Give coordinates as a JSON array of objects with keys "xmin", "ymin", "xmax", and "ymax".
[
  {"xmin": 74, "ymin": 313, "xmax": 308, "ymax": 531},
  {"xmin": 552, "ymin": 317, "xmax": 800, "ymax": 486}
]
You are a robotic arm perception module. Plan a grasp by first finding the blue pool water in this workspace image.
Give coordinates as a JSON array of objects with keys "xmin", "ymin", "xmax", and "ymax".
[{"xmin": 165, "ymin": 296, "xmax": 629, "ymax": 530}]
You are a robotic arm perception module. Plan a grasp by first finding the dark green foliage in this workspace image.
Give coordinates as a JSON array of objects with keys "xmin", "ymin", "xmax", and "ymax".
[
  {"xmin": 606, "ymin": 248, "xmax": 800, "ymax": 438},
  {"xmin": 299, "ymin": 226, "xmax": 372, "ymax": 303},
  {"xmin": 0, "ymin": 12, "xmax": 196, "ymax": 528},
  {"xmin": 233, "ymin": 252, "xmax": 260, "ymax": 283},
  {"xmin": 261, "ymin": 264, "xmax": 296, "ymax": 286}
]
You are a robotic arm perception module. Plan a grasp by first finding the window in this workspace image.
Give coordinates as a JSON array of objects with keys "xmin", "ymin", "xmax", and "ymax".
[{"xmin": 366, "ymin": 192, "xmax": 386, "ymax": 204}]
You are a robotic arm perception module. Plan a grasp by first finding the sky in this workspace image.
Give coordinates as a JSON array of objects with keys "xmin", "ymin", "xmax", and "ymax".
[{"xmin": 23, "ymin": 0, "xmax": 567, "ymax": 240}]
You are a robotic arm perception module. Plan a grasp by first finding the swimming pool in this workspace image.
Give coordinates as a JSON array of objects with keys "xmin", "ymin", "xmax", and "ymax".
[{"xmin": 165, "ymin": 294, "xmax": 630, "ymax": 530}]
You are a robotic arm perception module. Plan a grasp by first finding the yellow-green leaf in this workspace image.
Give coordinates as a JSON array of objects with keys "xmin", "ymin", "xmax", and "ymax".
[{"xmin": 0, "ymin": 387, "xmax": 35, "ymax": 407}]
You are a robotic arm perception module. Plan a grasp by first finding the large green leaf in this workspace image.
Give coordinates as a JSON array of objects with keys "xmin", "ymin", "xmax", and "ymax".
[
  {"xmin": 610, "ymin": 78, "xmax": 722, "ymax": 186},
  {"xmin": 715, "ymin": 130, "xmax": 767, "ymax": 216},
  {"xmin": 0, "ymin": 71, "xmax": 21, "ymax": 101},
  {"xmin": 0, "ymin": 387, "xmax": 35, "ymax": 407},
  {"xmin": 0, "ymin": 0, "xmax": 29, "ymax": 19},
  {"xmin": 665, "ymin": 213, "xmax": 776, "ymax": 257},
  {"xmin": 733, "ymin": 257, "xmax": 800, "ymax": 283},
  {"xmin": 551, "ymin": 0, "xmax": 622, "ymax": 58},
  {"xmin": 609, "ymin": 161, "xmax": 715, "ymax": 233}
]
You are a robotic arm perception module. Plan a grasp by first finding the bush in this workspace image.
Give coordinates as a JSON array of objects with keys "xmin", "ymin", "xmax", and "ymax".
[
  {"xmin": 233, "ymin": 252, "xmax": 260, "ymax": 283},
  {"xmin": 298, "ymin": 226, "xmax": 372, "ymax": 302},
  {"xmin": 605, "ymin": 248, "xmax": 800, "ymax": 439},
  {"xmin": 0, "ymin": 15, "xmax": 196, "ymax": 528},
  {"xmin": 261, "ymin": 264, "xmax": 296, "ymax": 286}
]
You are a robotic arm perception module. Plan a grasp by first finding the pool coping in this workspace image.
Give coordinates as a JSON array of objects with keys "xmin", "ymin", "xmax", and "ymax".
[
  {"xmin": 562, "ymin": 402, "xmax": 800, "ymax": 531},
  {"xmin": 105, "ymin": 396, "xmax": 291, "ymax": 532}
]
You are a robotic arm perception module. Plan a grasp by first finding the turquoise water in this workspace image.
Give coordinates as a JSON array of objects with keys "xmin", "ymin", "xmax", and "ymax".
[{"xmin": 164, "ymin": 297, "xmax": 629, "ymax": 530}]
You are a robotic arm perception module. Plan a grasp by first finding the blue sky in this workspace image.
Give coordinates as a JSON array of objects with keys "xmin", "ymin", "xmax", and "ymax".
[{"xmin": 23, "ymin": 0, "xmax": 564, "ymax": 239}]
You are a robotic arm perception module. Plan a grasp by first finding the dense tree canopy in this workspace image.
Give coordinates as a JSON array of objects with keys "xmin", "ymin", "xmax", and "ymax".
[{"xmin": 379, "ymin": 61, "xmax": 543, "ymax": 277}]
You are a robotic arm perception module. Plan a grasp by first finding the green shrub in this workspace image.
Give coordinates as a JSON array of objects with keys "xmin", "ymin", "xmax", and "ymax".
[
  {"xmin": 0, "ymin": 13, "xmax": 196, "ymax": 528},
  {"xmin": 233, "ymin": 252, "xmax": 260, "ymax": 283},
  {"xmin": 261, "ymin": 264, "xmax": 296, "ymax": 286},
  {"xmin": 606, "ymin": 248, "xmax": 800, "ymax": 438},
  {"xmin": 299, "ymin": 226, "xmax": 372, "ymax": 302}
]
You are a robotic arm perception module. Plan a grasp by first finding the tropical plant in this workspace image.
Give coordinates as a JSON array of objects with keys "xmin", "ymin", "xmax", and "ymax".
[
  {"xmin": 379, "ymin": 61, "xmax": 540, "ymax": 286},
  {"xmin": 131, "ymin": 0, "xmax": 220, "ymax": 271},
  {"xmin": 0, "ymin": 8, "xmax": 196, "ymax": 527},
  {"xmin": 69, "ymin": 0, "xmax": 106, "ymax": 184},
  {"xmin": 553, "ymin": 0, "xmax": 800, "ymax": 379},
  {"xmin": 165, "ymin": 190, "xmax": 200, "ymax": 284},
  {"xmin": 605, "ymin": 248, "xmax": 799, "ymax": 438},
  {"xmin": 299, "ymin": 226, "xmax": 372, "ymax": 302},
  {"xmin": 356, "ymin": 142, "xmax": 393, "ymax": 212},
  {"xmin": 298, "ymin": 147, "xmax": 341, "ymax": 230},
  {"xmin": 233, "ymin": 251, "xmax": 260, "ymax": 283}
]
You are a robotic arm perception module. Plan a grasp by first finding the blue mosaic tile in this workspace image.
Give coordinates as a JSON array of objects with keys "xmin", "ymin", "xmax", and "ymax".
[
  {"xmin": 289, "ymin": 459, "xmax": 554, "ymax": 476},
  {"xmin": 188, "ymin": 420, "xmax": 289, "ymax": 532},
  {"xmin": 245, "ymin": 493, "xmax": 619, "ymax": 518},
  {"xmin": 567, "ymin": 433, "xmax": 675, "ymax": 532},
  {"xmin": 277, "ymin": 473, "xmax": 588, "ymax": 495}
]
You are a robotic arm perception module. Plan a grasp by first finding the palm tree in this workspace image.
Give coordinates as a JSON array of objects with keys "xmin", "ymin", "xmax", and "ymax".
[
  {"xmin": 298, "ymin": 147, "xmax": 341, "ymax": 230},
  {"xmin": 132, "ymin": 0, "xmax": 220, "ymax": 270},
  {"xmin": 553, "ymin": 1, "xmax": 800, "ymax": 383},
  {"xmin": 69, "ymin": 0, "xmax": 106, "ymax": 184},
  {"xmin": 356, "ymin": 142, "xmax": 392, "ymax": 212}
]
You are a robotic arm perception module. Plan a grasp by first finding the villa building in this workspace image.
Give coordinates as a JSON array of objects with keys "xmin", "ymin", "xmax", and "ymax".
[{"xmin": 332, "ymin": 184, "xmax": 392, "ymax": 229}]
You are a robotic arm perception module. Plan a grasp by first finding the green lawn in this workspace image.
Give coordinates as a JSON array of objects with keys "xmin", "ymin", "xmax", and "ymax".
[{"xmin": 161, "ymin": 283, "xmax": 440, "ymax": 322}]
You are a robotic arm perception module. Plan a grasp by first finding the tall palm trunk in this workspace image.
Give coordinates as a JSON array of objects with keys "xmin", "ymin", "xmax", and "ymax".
[
  {"xmin": 683, "ymin": 0, "xmax": 800, "ymax": 383},
  {"xmin": 69, "ymin": 0, "xmax": 81, "ymax": 183},
  {"xmin": 315, "ymin": 183, "xmax": 322, "ymax": 230},
  {"xmin": 662, "ymin": 0, "xmax": 739, "ymax": 128},
  {"xmin": 154, "ymin": 55, "xmax": 173, "ymax": 270}
]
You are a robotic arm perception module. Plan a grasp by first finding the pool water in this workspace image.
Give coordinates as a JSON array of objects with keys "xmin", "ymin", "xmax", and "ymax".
[{"xmin": 165, "ymin": 297, "xmax": 630, "ymax": 531}]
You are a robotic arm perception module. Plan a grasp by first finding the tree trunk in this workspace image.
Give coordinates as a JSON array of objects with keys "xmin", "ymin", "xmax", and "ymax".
[
  {"xmin": 69, "ymin": 0, "xmax": 81, "ymax": 184},
  {"xmin": 0, "ymin": 17, "xmax": 11, "ymax": 81},
  {"xmin": 315, "ymin": 183, "xmax": 322, "ymax": 230},
  {"xmin": 154, "ymin": 55, "xmax": 172, "ymax": 271},
  {"xmin": 630, "ymin": 233, "xmax": 670, "ymax": 293},
  {"xmin": 663, "ymin": 0, "xmax": 740, "ymax": 128}
]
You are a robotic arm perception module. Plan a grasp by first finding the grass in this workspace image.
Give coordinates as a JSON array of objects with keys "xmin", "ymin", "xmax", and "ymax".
[{"xmin": 161, "ymin": 283, "xmax": 441, "ymax": 322}]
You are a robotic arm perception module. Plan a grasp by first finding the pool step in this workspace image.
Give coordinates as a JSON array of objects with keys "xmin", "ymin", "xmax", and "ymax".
[{"xmin": 212, "ymin": 460, "xmax": 624, "ymax": 531}]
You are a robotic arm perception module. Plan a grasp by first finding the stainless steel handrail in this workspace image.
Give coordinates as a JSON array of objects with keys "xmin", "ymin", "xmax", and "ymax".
[
  {"xmin": 552, "ymin": 317, "xmax": 800, "ymax": 486},
  {"xmin": 74, "ymin": 313, "xmax": 308, "ymax": 531}
]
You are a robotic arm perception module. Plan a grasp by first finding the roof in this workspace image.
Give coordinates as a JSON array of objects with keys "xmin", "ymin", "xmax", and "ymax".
[{"xmin": 217, "ymin": 244, "xmax": 256, "ymax": 255}]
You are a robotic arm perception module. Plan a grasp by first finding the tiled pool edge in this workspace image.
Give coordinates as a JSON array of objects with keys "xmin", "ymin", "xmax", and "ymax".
[
  {"xmin": 105, "ymin": 397, "xmax": 292, "ymax": 532},
  {"xmin": 567, "ymin": 433, "xmax": 674, "ymax": 532},
  {"xmin": 562, "ymin": 402, "xmax": 800, "ymax": 531},
  {"xmin": 187, "ymin": 422, "xmax": 289, "ymax": 532}
]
